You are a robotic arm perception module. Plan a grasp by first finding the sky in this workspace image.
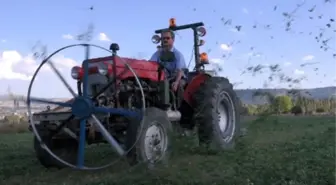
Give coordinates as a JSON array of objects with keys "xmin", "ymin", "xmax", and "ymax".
[{"xmin": 0, "ymin": 0, "xmax": 335, "ymax": 98}]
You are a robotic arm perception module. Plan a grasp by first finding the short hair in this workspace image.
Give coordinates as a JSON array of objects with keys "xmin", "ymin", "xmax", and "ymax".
[{"xmin": 161, "ymin": 30, "xmax": 175, "ymax": 40}]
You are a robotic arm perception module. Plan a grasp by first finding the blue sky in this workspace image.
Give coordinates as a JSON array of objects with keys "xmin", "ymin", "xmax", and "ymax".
[{"xmin": 0, "ymin": 0, "xmax": 335, "ymax": 98}]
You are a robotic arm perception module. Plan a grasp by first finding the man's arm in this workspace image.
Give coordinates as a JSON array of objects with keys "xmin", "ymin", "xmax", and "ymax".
[{"xmin": 175, "ymin": 51, "xmax": 187, "ymax": 83}]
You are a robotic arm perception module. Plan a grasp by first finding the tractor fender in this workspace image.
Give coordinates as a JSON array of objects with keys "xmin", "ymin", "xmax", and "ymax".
[{"xmin": 183, "ymin": 73, "xmax": 211, "ymax": 106}]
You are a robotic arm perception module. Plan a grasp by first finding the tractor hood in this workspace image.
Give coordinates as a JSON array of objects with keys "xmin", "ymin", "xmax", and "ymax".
[{"xmin": 79, "ymin": 56, "xmax": 165, "ymax": 82}]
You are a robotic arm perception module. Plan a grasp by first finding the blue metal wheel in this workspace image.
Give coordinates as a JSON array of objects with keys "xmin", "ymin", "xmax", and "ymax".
[{"xmin": 27, "ymin": 44, "xmax": 145, "ymax": 170}]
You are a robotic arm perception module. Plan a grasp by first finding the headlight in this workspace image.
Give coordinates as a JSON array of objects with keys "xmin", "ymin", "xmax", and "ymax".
[
  {"xmin": 151, "ymin": 35, "xmax": 161, "ymax": 44},
  {"xmin": 196, "ymin": 27, "xmax": 206, "ymax": 37},
  {"xmin": 71, "ymin": 66, "xmax": 83, "ymax": 80}
]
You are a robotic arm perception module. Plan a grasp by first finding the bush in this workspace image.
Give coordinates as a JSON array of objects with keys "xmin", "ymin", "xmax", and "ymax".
[
  {"xmin": 291, "ymin": 105, "xmax": 303, "ymax": 115},
  {"xmin": 0, "ymin": 121, "xmax": 29, "ymax": 134},
  {"xmin": 0, "ymin": 115, "xmax": 29, "ymax": 134},
  {"xmin": 4, "ymin": 115, "xmax": 20, "ymax": 123},
  {"xmin": 316, "ymin": 108, "xmax": 325, "ymax": 113},
  {"xmin": 240, "ymin": 106, "xmax": 249, "ymax": 116},
  {"xmin": 273, "ymin": 95, "xmax": 293, "ymax": 114},
  {"xmin": 247, "ymin": 105, "xmax": 257, "ymax": 115}
]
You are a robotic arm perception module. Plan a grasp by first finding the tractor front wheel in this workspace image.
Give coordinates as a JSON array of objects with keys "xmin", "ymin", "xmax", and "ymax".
[
  {"xmin": 34, "ymin": 130, "xmax": 78, "ymax": 169},
  {"xmin": 125, "ymin": 107, "xmax": 173, "ymax": 168},
  {"xmin": 193, "ymin": 77, "xmax": 240, "ymax": 151}
]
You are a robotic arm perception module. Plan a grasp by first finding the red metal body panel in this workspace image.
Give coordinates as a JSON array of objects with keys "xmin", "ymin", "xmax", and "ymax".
[
  {"xmin": 83, "ymin": 56, "xmax": 165, "ymax": 81},
  {"xmin": 183, "ymin": 73, "xmax": 210, "ymax": 106},
  {"xmin": 81, "ymin": 56, "xmax": 210, "ymax": 106}
]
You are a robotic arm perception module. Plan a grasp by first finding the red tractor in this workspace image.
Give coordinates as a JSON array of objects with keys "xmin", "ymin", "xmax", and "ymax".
[{"xmin": 28, "ymin": 19, "xmax": 241, "ymax": 170}]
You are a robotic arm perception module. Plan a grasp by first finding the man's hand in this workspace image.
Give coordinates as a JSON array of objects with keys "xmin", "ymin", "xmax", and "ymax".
[
  {"xmin": 172, "ymin": 81, "xmax": 179, "ymax": 91},
  {"xmin": 172, "ymin": 69, "xmax": 184, "ymax": 91}
]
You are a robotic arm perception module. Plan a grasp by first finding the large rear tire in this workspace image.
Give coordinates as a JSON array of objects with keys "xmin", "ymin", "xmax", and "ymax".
[{"xmin": 193, "ymin": 77, "xmax": 240, "ymax": 151}]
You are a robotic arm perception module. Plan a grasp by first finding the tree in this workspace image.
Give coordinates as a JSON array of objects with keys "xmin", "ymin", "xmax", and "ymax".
[
  {"xmin": 274, "ymin": 95, "xmax": 293, "ymax": 114},
  {"xmin": 252, "ymin": 91, "xmax": 275, "ymax": 114},
  {"xmin": 316, "ymin": 107, "xmax": 325, "ymax": 113},
  {"xmin": 291, "ymin": 105, "xmax": 303, "ymax": 115},
  {"xmin": 246, "ymin": 104, "xmax": 258, "ymax": 115}
]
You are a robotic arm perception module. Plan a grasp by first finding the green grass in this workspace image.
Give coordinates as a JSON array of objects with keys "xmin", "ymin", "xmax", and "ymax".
[{"xmin": 0, "ymin": 116, "xmax": 335, "ymax": 185}]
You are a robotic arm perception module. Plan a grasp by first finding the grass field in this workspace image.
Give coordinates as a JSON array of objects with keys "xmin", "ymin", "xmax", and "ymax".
[{"xmin": 0, "ymin": 116, "xmax": 335, "ymax": 185}]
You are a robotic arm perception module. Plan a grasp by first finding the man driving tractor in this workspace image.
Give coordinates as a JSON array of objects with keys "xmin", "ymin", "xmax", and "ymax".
[{"xmin": 149, "ymin": 30, "xmax": 187, "ymax": 91}]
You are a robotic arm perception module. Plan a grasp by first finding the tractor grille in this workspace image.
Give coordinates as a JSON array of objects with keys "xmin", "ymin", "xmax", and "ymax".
[{"xmin": 87, "ymin": 73, "xmax": 108, "ymax": 96}]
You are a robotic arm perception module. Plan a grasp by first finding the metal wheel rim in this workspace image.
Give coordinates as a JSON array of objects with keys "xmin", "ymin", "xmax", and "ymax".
[
  {"xmin": 27, "ymin": 43, "xmax": 146, "ymax": 170},
  {"xmin": 144, "ymin": 122, "xmax": 167, "ymax": 163},
  {"xmin": 218, "ymin": 103, "xmax": 229, "ymax": 133},
  {"xmin": 218, "ymin": 92, "xmax": 236, "ymax": 143}
]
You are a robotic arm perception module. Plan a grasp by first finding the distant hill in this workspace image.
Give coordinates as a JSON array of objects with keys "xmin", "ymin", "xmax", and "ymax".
[
  {"xmin": 0, "ymin": 86, "xmax": 335, "ymax": 105},
  {"xmin": 235, "ymin": 86, "xmax": 336, "ymax": 104},
  {"xmin": 0, "ymin": 95, "xmax": 68, "ymax": 102}
]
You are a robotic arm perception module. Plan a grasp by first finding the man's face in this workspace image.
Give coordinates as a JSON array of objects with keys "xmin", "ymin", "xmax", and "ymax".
[{"xmin": 161, "ymin": 32, "xmax": 174, "ymax": 49}]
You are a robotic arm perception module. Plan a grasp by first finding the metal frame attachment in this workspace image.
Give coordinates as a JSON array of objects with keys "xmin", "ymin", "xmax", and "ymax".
[{"xmin": 27, "ymin": 44, "xmax": 145, "ymax": 170}]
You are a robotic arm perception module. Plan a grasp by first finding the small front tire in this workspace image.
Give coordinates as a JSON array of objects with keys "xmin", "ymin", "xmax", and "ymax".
[
  {"xmin": 125, "ymin": 107, "xmax": 173, "ymax": 168},
  {"xmin": 34, "ymin": 131, "xmax": 78, "ymax": 169}
]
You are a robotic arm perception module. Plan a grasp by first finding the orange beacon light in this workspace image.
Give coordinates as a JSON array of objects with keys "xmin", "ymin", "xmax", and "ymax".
[
  {"xmin": 169, "ymin": 18, "xmax": 176, "ymax": 27},
  {"xmin": 200, "ymin": 52, "xmax": 209, "ymax": 64}
]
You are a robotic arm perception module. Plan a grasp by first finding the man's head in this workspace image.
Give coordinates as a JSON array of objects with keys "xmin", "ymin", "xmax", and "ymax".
[{"xmin": 161, "ymin": 30, "xmax": 175, "ymax": 50}]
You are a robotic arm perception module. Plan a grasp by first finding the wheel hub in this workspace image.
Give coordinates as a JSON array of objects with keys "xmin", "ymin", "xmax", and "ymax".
[
  {"xmin": 144, "ymin": 124, "xmax": 166, "ymax": 162},
  {"xmin": 217, "ymin": 94, "xmax": 236, "ymax": 143},
  {"xmin": 72, "ymin": 97, "xmax": 94, "ymax": 119},
  {"xmin": 218, "ymin": 102, "xmax": 228, "ymax": 133}
]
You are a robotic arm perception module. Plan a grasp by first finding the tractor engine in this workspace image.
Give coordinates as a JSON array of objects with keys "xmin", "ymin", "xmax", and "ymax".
[
  {"xmin": 94, "ymin": 78, "xmax": 161, "ymax": 109},
  {"xmin": 89, "ymin": 78, "xmax": 160, "ymax": 144}
]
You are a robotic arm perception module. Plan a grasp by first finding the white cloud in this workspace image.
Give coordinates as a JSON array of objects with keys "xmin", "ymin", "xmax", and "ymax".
[
  {"xmin": 220, "ymin": 44, "xmax": 232, "ymax": 51},
  {"xmin": 1, "ymin": 39, "xmax": 6, "ymax": 43},
  {"xmin": 294, "ymin": 69, "xmax": 305, "ymax": 75},
  {"xmin": 284, "ymin": 62, "xmax": 292, "ymax": 66},
  {"xmin": 0, "ymin": 50, "xmax": 78, "ymax": 81},
  {"xmin": 0, "ymin": 51, "xmax": 33, "ymax": 80},
  {"xmin": 52, "ymin": 55, "xmax": 78, "ymax": 69},
  {"xmin": 229, "ymin": 28, "xmax": 238, "ymax": 33},
  {"xmin": 205, "ymin": 58, "xmax": 225, "ymax": 73},
  {"xmin": 302, "ymin": 55, "xmax": 314, "ymax": 61},
  {"xmin": 228, "ymin": 28, "xmax": 246, "ymax": 35},
  {"xmin": 247, "ymin": 52, "xmax": 262, "ymax": 57},
  {"xmin": 98, "ymin": 33, "xmax": 111, "ymax": 42},
  {"xmin": 242, "ymin": 8, "xmax": 249, "ymax": 14},
  {"xmin": 210, "ymin": 58, "xmax": 223, "ymax": 64},
  {"xmin": 62, "ymin": 34, "xmax": 74, "ymax": 40}
]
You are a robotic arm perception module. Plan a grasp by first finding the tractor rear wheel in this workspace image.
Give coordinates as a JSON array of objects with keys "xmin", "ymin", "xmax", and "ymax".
[
  {"xmin": 193, "ymin": 77, "xmax": 240, "ymax": 151},
  {"xmin": 34, "ymin": 130, "xmax": 78, "ymax": 169},
  {"xmin": 125, "ymin": 107, "xmax": 173, "ymax": 168}
]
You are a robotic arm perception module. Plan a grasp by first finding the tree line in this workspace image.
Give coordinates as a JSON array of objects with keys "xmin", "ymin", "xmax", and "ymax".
[{"xmin": 240, "ymin": 92, "xmax": 336, "ymax": 116}]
